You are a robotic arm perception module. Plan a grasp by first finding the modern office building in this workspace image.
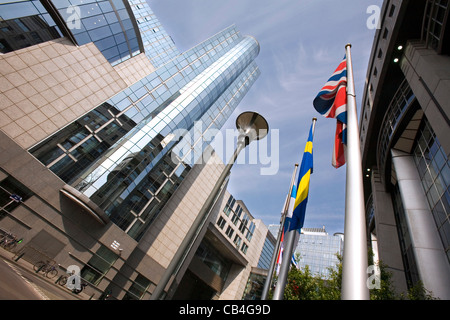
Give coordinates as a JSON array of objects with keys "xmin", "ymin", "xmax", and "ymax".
[
  {"xmin": 171, "ymin": 191, "xmax": 275, "ymax": 300},
  {"xmin": 360, "ymin": 0, "xmax": 450, "ymax": 299},
  {"xmin": 0, "ymin": 0, "xmax": 261, "ymax": 299},
  {"xmin": 295, "ymin": 228, "xmax": 343, "ymax": 279},
  {"xmin": 268, "ymin": 225, "xmax": 344, "ymax": 279}
]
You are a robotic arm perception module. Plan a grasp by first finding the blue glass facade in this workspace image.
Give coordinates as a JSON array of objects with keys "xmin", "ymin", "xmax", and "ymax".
[
  {"xmin": 53, "ymin": 0, "xmax": 143, "ymax": 65},
  {"xmin": 128, "ymin": 0, "xmax": 179, "ymax": 68},
  {"xmin": 0, "ymin": 0, "xmax": 179, "ymax": 67},
  {"xmin": 30, "ymin": 15, "xmax": 260, "ymax": 240},
  {"xmin": 295, "ymin": 232, "xmax": 343, "ymax": 279},
  {"xmin": 0, "ymin": 0, "xmax": 63, "ymax": 53},
  {"xmin": 257, "ymin": 236, "xmax": 275, "ymax": 270}
]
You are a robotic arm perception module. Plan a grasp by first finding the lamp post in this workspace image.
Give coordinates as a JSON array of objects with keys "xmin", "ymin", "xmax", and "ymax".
[{"xmin": 150, "ymin": 111, "xmax": 269, "ymax": 300}]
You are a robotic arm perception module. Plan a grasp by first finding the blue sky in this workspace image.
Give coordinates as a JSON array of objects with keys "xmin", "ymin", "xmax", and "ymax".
[{"xmin": 148, "ymin": 0, "xmax": 382, "ymax": 236}]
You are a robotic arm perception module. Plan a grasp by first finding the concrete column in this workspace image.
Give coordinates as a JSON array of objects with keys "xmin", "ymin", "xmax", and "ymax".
[
  {"xmin": 370, "ymin": 169, "xmax": 408, "ymax": 295},
  {"xmin": 391, "ymin": 148, "xmax": 450, "ymax": 299}
]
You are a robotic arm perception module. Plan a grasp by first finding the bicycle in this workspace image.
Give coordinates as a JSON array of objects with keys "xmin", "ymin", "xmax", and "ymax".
[
  {"xmin": 57, "ymin": 275, "xmax": 88, "ymax": 294},
  {"xmin": 33, "ymin": 260, "xmax": 58, "ymax": 279},
  {"xmin": 0, "ymin": 232, "xmax": 22, "ymax": 251}
]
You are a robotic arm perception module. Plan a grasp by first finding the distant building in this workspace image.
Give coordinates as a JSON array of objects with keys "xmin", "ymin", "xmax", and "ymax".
[
  {"xmin": 269, "ymin": 225, "xmax": 344, "ymax": 279},
  {"xmin": 175, "ymin": 191, "xmax": 275, "ymax": 300},
  {"xmin": 295, "ymin": 227, "xmax": 343, "ymax": 279}
]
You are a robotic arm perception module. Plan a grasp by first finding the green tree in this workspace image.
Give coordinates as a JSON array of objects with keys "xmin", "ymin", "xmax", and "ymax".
[
  {"xmin": 270, "ymin": 252, "xmax": 438, "ymax": 300},
  {"xmin": 400, "ymin": 281, "xmax": 438, "ymax": 300},
  {"xmin": 368, "ymin": 261, "xmax": 398, "ymax": 300}
]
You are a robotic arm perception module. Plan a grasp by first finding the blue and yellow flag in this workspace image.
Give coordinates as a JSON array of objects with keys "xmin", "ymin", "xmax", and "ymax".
[{"xmin": 289, "ymin": 124, "xmax": 314, "ymax": 232}]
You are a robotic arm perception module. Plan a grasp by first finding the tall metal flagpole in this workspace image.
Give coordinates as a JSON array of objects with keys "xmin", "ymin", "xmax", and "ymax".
[
  {"xmin": 272, "ymin": 118, "xmax": 316, "ymax": 300},
  {"xmin": 260, "ymin": 163, "xmax": 298, "ymax": 300},
  {"xmin": 341, "ymin": 44, "xmax": 370, "ymax": 300}
]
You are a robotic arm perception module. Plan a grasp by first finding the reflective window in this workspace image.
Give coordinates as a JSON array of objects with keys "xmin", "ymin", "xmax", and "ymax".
[
  {"xmin": 127, "ymin": 0, "xmax": 179, "ymax": 68},
  {"xmin": 392, "ymin": 184, "xmax": 421, "ymax": 287},
  {"xmin": 257, "ymin": 237, "xmax": 275, "ymax": 270},
  {"xmin": 413, "ymin": 116, "xmax": 450, "ymax": 263},
  {"xmin": 29, "ymin": 102, "xmax": 137, "ymax": 185},
  {"xmin": 54, "ymin": 0, "xmax": 142, "ymax": 65},
  {"xmin": 422, "ymin": 0, "xmax": 449, "ymax": 52},
  {"xmin": 123, "ymin": 274, "xmax": 151, "ymax": 300},
  {"xmin": 293, "ymin": 232, "xmax": 343, "ymax": 279},
  {"xmin": 0, "ymin": 0, "xmax": 62, "ymax": 53},
  {"xmin": 242, "ymin": 273, "xmax": 266, "ymax": 300},
  {"xmin": 80, "ymin": 245, "xmax": 118, "ymax": 285},
  {"xmin": 195, "ymin": 239, "xmax": 232, "ymax": 281}
]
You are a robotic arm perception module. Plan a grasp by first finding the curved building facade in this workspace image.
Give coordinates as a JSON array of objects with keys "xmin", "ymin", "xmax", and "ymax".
[{"xmin": 360, "ymin": 0, "xmax": 450, "ymax": 299}]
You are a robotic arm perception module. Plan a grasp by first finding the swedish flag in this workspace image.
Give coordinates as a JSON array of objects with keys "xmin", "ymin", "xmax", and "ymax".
[{"xmin": 289, "ymin": 123, "xmax": 314, "ymax": 232}]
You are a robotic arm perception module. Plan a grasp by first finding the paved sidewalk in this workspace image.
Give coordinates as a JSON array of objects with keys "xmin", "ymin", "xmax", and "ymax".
[{"xmin": 0, "ymin": 246, "xmax": 88, "ymax": 300}]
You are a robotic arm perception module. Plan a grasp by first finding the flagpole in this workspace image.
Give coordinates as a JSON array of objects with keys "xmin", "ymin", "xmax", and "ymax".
[
  {"xmin": 341, "ymin": 44, "xmax": 369, "ymax": 300},
  {"xmin": 260, "ymin": 163, "xmax": 298, "ymax": 300},
  {"xmin": 272, "ymin": 118, "xmax": 316, "ymax": 300}
]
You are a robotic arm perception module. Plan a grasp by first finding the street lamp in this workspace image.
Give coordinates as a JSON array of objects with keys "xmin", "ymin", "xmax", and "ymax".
[{"xmin": 150, "ymin": 111, "xmax": 269, "ymax": 300}]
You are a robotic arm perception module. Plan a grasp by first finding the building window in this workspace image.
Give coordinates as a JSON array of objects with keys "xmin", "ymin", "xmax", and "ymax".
[
  {"xmin": 217, "ymin": 216, "xmax": 226, "ymax": 229},
  {"xmin": 246, "ymin": 222, "xmax": 255, "ymax": 241},
  {"xmin": 239, "ymin": 213, "xmax": 249, "ymax": 233},
  {"xmin": 233, "ymin": 235, "xmax": 241, "ymax": 248},
  {"xmin": 52, "ymin": 0, "xmax": 143, "ymax": 65},
  {"xmin": 231, "ymin": 212, "xmax": 240, "ymax": 225},
  {"xmin": 389, "ymin": 4, "xmax": 396, "ymax": 17},
  {"xmin": 241, "ymin": 243, "xmax": 248, "ymax": 255},
  {"xmin": 123, "ymin": 274, "xmax": 151, "ymax": 300},
  {"xmin": 378, "ymin": 48, "xmax": 383, "ymax": 58},
  {"xmin": 257, "ymin": 236, "xmax": 275, "ymax": 269},
  {"xmin": 413, "ymin": 117, "xmax": 450, "ymax": 263},
  {"xmin": 226, "ymin": 195, "xmax": 236, "ymax": 209},
  {"xmin": 223, "ymin": 195, "xmax": 235, "ymax": 216},
  {"xmin": 242, "ymin": 273, "xmax": 266, "ymax": 300},
  {"xmin": 225, "ymin": 226, "xmax": 234, "ymax": 238},
  {"xmin": 392, "ymin": 184, "xmax": 421, "ymax": 287},
  {"xmin": 29, "ymin": 102, "xmax": 136, "ymax": 185},
  {"xmin": 423, "ymin": 0, "xmax": 449, "ymax": 52},
  {"xmin": 0, "ymin": 1, "xmax": 62, "ymax": 53},
  {"xmin": 195, "ymin": 239, "xmax": 232, "ymax": 281},
  {"xmin": 80, "ymin": 245, "xmax": 118, "ymax": 286}
]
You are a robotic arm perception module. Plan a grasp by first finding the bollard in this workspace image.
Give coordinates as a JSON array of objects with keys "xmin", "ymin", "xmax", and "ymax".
[
  {"xmin": 35, "ymin": 264, "xmax": 44, "ymax": 273},
  {"xmin": 14, "ymin": 252, "xmax": 25, "ymax": 262}
]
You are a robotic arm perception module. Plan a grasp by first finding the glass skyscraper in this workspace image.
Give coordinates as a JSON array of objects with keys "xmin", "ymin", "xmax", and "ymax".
[
  {"xmin": 295, "ymin": 228, "xmax": 343, "ymax": 279},
  {"xmin": 6, "ymin": 0, "xmax": 261, "ymax": 241},
  {"xmin": 0, "ymin": 0, "xmax": 261, "ymax": 299},
  {"xmin": 268, "ymin": 225, "xmax": 344, "ymax": 279}
]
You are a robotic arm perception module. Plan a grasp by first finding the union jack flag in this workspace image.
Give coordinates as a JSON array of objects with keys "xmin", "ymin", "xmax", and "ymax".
[{"xmin": 313, "ymin": 56, "xmax": 347, "ymax": 168}]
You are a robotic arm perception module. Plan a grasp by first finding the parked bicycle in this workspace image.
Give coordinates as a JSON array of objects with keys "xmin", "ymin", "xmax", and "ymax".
[
  {"xmin": 57, "ymin": 274, "xmax": 88, "ymax": 294},
  {"xmin": 0, "ymin": 232, "xmax": 22, "ymax": 251},
  {"xmin": 33, "ymin": 260, "xmax": 58, "ymax": 279}
]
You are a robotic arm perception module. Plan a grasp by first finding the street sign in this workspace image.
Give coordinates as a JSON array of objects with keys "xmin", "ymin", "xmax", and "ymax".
[{"xmin": 9, "ymin": 194, "xmax": 22, "ymax": 203}]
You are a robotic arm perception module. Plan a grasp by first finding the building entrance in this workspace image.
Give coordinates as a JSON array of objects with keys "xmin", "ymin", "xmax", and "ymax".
[{"xmin": 172, "ymin": 269, "xmax": 216, "ymax": 300}]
